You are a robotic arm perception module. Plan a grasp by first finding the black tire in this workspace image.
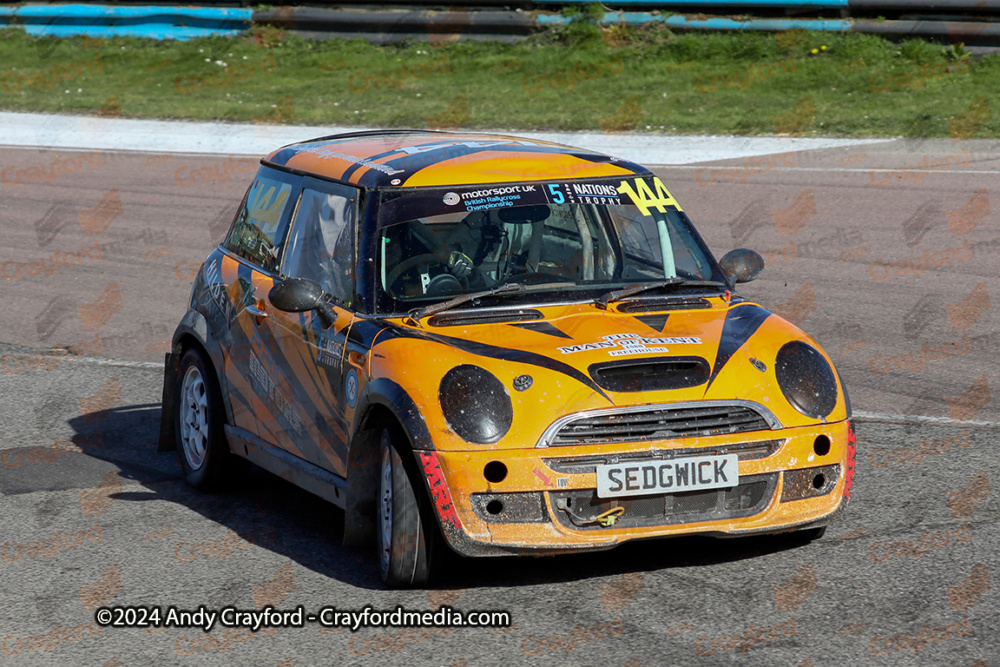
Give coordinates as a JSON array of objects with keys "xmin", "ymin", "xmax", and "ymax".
[
  {"xmin": 173, "ymin": 347, "xmax": 242, "ymax": 490},
  {"xmin": 376, "ymin": 426, "xmax": 440, "ymax": 587}
]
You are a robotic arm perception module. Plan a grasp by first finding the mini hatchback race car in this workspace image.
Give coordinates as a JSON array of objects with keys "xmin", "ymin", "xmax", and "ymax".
[{"xmin": 160, "ymin": 130, "xmax": 855, "ymax": 587}]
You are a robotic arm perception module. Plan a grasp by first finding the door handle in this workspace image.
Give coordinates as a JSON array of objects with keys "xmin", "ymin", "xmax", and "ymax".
[{"xmin": 347, "ymin": 350, "xmax": 366, "ymax": 368}]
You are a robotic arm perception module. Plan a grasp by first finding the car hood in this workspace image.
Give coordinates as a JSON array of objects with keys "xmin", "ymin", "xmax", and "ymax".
[{"xmin": 369, "ymin": 298, "xmax": 849, "ymax": 439}]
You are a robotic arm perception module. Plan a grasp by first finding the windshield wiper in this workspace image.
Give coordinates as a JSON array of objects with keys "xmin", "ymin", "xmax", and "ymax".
[
  {"xmin": 406, "ymin": 282, "xmax": 525, "ymax": 326},
  {"xmin": 593, "ymin": 278, "xmax": 729, "ymax": 310}
]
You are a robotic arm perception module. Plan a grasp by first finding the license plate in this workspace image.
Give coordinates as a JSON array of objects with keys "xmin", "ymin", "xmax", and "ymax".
[{"xmin": 596, "ymin": 454, "xmax": 739, "ymax": 498}]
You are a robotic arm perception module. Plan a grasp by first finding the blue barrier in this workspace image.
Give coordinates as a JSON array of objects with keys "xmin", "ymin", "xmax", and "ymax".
[{"xmin": 0, "ymin": 4, "xmax": 252, "ymax": 40}]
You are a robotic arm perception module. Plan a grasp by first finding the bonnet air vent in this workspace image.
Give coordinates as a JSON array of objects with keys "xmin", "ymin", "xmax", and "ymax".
[
  {"xmin": 616, "ymin": 298, "xmax": 712, "ymax": 313},
  {"xmin": 427, "ymin": 309, "xmax": 543, "ymax": 327},
  {"xmin": 588, "ymin": 357, "xmax": 710, "ymax": 392}
]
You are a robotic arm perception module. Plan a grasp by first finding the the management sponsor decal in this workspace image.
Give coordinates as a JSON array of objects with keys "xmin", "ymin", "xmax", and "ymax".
[{"xmin": 558, "ymin": 333, "xmax": 702, "ymax": 356}]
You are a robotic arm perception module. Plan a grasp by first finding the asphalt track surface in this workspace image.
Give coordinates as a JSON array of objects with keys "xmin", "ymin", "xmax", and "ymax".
[{"xmin": 1, "ymin": 139, "xmax": 998, "ymax": 665}]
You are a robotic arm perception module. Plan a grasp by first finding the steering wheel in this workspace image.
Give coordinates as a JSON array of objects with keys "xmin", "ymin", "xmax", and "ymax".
[
  {"xmin": 425, "ymin": 273, "xmax": 463, "ymax": 296},
  {"xmin": 385, "ymin": 252, "xmax": 469, "ymax": 294}
]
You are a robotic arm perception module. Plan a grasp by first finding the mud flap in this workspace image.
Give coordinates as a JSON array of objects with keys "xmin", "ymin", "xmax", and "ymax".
[
  {"xmin": 843, "ymin": 420, "xmax": 856, "ymax": 506},
  {"xmin": 158, "ymin": 351, "xmax": 180, "ymax": 452},
  {"xmin": 343, "ymin": 426, "xmax": 380, "ymax": 549}
]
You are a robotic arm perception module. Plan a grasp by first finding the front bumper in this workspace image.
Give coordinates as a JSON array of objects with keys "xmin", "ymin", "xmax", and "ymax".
[{"xmin": 420, "ymin": 420, "xmax": 853, "ymax": 557}]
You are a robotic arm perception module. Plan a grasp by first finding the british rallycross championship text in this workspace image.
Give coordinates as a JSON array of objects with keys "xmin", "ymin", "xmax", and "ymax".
[{"xmin": 94, "ymin": 605, "xmax": 511, "ymax": 633}]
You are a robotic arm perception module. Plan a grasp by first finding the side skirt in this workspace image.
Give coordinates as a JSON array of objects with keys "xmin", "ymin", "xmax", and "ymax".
[{"xmin": 225, "ymin": 424, "xmax": 347, "ymax": 509}]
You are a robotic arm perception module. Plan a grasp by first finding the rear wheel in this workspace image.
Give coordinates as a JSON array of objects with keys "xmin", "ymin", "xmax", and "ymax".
[
  {"xmin": 174, "ymin": 347, "xmax": 242, "ymax": 490},
  {"xmin": 377, "ymin": 426, "xmax": 440, "ymax": 587}
]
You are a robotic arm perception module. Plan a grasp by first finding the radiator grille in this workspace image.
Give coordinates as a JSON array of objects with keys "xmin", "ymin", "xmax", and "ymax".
[{"xmin": 547, "ymin": 404, "xmax": 773, "ymax": 447}]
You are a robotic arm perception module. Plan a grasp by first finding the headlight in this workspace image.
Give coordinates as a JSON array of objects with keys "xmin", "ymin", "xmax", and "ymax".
[
  {"xmin": 775, "ymin": 341, "xmax": 838, "ymax": 419},
  {"xmin": 439, "ymin": 365, "xmax": 513, "ymax": 444}
]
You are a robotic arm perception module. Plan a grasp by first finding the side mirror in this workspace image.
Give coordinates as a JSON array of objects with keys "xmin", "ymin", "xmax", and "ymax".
[
  {"xmin": 269, "ymin": 278, "xmax": 336, "ymax": 329},
  {"xmin": 719, "ymin": 248, "xmax": 765, "ymax": 284}
]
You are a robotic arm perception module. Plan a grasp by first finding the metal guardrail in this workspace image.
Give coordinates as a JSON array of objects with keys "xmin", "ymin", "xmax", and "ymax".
[
  {"xmin": 251, "ymin": 7, "xmax": 536, "ymax": 44},
  {"xmin": 540, "ymin": 0, "xmax": 997, "ymax": 6},
  {"xmin": 0, "ymin": 3, "xmax": 997, "ymax": 46},
  {"xmin": 540, "ymin": 0, "xmax": 999, "ymax": 6},
  {"xmin": 257, "ymin": 6, "xmax": 1000, "ymax": 47}
]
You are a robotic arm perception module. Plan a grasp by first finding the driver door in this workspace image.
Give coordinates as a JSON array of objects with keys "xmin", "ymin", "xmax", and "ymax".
[
  {"xmin": 219, "ymin": 167, "xmax": 299, "ymax": 439},
  {"xmin": 260, "ymin": 178, "xmax": 360, "ymax": 476}
]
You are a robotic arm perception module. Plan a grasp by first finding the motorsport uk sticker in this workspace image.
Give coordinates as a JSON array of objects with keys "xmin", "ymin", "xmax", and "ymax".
[
  {"xmin": 455, "ymin": 185, "xmax": 539, "ymax": 212},
  {"xmin": 557, "ymin": 333, "xmax": 702, "ymax": 356}
]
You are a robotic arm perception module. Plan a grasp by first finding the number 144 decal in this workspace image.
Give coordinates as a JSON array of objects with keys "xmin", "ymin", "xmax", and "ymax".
[{"xmin": 617, "ymin": 177, "xmax": 683, "ymax": 216}]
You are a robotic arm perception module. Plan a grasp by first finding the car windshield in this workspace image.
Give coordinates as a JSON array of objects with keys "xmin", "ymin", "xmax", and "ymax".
[{"xmin": 374, "ymin": 177, "xmax": 725, "ymax": 309}]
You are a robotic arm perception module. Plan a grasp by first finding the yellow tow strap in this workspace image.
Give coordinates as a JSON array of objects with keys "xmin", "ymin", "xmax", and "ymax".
[{"xmin": 595, "ymin": 507, "xmax": 625, "ymax": 527}]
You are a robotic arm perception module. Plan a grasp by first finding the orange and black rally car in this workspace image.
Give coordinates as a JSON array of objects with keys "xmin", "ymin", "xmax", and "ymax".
[{"xmin": 159, "ymin": 130, "xmax": 855, "ymax": 587}]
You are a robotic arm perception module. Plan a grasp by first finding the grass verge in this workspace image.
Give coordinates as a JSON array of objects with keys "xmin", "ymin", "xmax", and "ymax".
[{"xmin": 0, "ymin": 22, "xmax": 998, "ymax": 137}]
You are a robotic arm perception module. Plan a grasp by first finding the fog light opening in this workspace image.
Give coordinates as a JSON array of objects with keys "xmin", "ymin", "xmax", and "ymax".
[
  {"xmin": 484, "ymin": 461, "xmax": 508, "ymax": 483},
  {"xmin": 486, "ymin": 499, "xmax": 504, "ymax": 515},
  {"xmin": 812, "ymin": 474, "xmax": 826, "ymax": 490},
  {"xmin": 814, "ymin": 435, "xmax": 831, "ymax": 457}
]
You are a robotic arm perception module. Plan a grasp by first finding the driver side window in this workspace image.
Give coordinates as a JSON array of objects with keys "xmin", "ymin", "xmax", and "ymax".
[
  {"xmin": 223, "ymin": 168, "xmax": 298, "ymax": 272},
  {"xmin": 281, "ymin": 180, "xmax": 358, "ymax": 307}
]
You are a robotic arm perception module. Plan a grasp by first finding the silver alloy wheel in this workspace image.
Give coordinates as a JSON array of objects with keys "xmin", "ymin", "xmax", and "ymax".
[
  {"xmin": 378, "ymin": 444, "xmax": 394, "ymax": 576},
  {"xmin": 179, "ymin": 365, "xmax": 209, "ymax": 471}
]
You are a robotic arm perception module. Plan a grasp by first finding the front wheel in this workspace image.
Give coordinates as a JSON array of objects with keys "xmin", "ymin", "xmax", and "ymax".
[
  {"xmin": 174, "ymin": 347, "xmax": 242, "ymax": 490},
  {"xmin": 377, "ymin": 427, "xmax": 440, "ymax": 587}
]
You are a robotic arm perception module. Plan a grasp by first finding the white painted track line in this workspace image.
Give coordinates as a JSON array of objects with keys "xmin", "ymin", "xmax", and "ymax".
[{"xmin": 853, "ymin": 410, "xmax": 1000, "ymax": 428}]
